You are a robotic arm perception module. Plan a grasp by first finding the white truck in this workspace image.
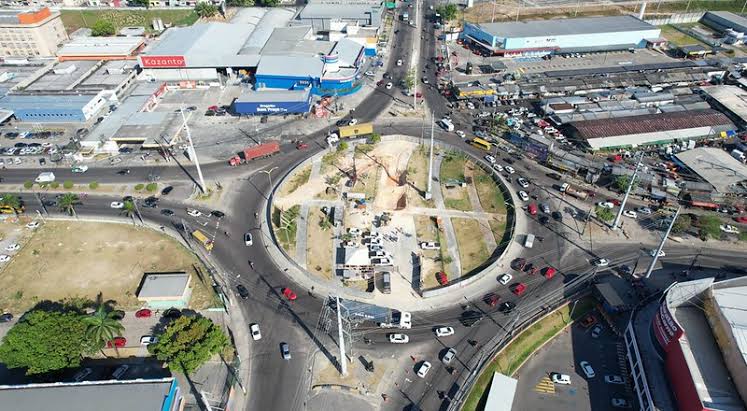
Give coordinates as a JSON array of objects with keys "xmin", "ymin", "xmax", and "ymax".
[
  {"xmin": 34, "ymin": 172, "xmax": 55, "ymax": 183},
  {"xmin": 439, "ymin": 118, "xmax": 454, "ymax": 132},
  {"xmin": 378, "ymin": 311, "xmax": 412, "ymax": 329},
  {"xmin": 326, "ymin": 133, "xmax": 340, "ymax": 145},
  {"xmin": 731, "ymin": 149, "xmax": 746, "ymax": 162}
]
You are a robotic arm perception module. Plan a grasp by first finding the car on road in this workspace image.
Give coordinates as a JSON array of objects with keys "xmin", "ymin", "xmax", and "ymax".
[
  {"xmin": 237, "ymin": 284, "xmax": 250, "ymax": 299},
  {"xmin": 435, "ymin": 326, "xmax": 455, "ymax": 337},
  {"xmin": 110, "ymin": 201, "xmax": 124, "ymax": 209},
  {"xmin": 539, "ymin": 204, "xmax": 550, "ymax": 214},
  {"xmin": 161, "ymin": 186, "xmax": 173, "ymax": 195},
  {"xmin": 550, "ymin": 372, "xmax": 571, "ymax": 385},
  {"xmin": 623, "ymin": 210, "xmax": 637, "ymax": 219},
  {"xmin": 244, "ymin": 232, "xmax": 253, "ymax": 246},
  {"xmin": 592, "ymin": 258, "xmax": 610, "ymax": 267},
  {"xmin": 282, "ymin": 287, "xmax": 297, "ymax": 301},
  {"xmin": 71, "ymin": 165, "xmax": 88, "ymax": 173},
  {"xmin": 527, "ymin": 203, "xmax": 538, "ymax": 215},
  {"xmin": 187, "ymin": 208, "xmax": 202, "ymax": 217},
  {"xmin": 416, "ymin": 361, "xmax": 432, "ymax": 378},
  {"xmin": 546, "ymin": 172, "xmax": 562, "ymax": 180},
  {"xmin": 649, "ymin": 249, "xmax": 665, "ymax": 257},
  {"xmin": 505, "ymin": 166, "xmax": 515, "ymax": 174},
  {"xmin": 5, "ymin": 243, "xmax": 19, "ymax": 252},
  {"xmin": 492, "ymin": 164, "xmax": 503, "ymax": 172},
  {"xmin": 498, "ymin": 273, "xmax": 513, "ymax": 285},
  {"xmin": 597, "ymin": 201, "xmax": 614, "ymax": 209},
  {"xmin": 539, "ymin": 215, "xmax": 550, "ymax": 225},
  {"xmin": 484, "ymin": 155, "xmax": 496, "ymax": 164},
  {"xmin": 0, "ymin": 312, "xmax": 12, "ymax": 322},
  {"xmin": 720, "ymin": 224, "xmax": 740, "ymax": 234},
  {"xmin": 591, "ymin": 324, "xmax": 603, "ymax": 338},
  {"xmin": 460, "ymin": 310, "xmax": 483, "ymax": 327},
  {"xmin": 442, "ymin": 348, "xmax": 457, "ymax": 364},
  {"xmin": 0, "ymin": 255, "xmax": 10, "ymax": 263},
  {"xmin": 140, "ymin": 335, "xmax": 158, "ymax": 345},
  {"xmin": 26, "ymin": 221, "xmax": 40, "ymax": 229},
  {"xmin": 280, "ymin": 342, "xmax": 291, "ymax": 360},
  {"xmin": 420, "ymin": 241, "xmax": 439, "ymax": 250},
  {"xmin": 385, "ymin": 82, "xmax": 393, "ymax": 89},
  {"xmin": 135, "ymin": 309, "xmax": 152, "ymax": 318},
  {"xmin": 210, "ymin": 210, "xmax": 225, "ymax": 219},
  {"xmin": 456, "ymin": 130, "xmax": 465, "ymax": 138},
  {"xmin": 607, "ymin": 198, "xmax": 621, "ymax": 206},
  {"xmin": 250, "ymin": 323, "xmax": 262, "ymax": 341},
  {"xmin": 142, "ymin": 197, "xmax": 159, "ymax": 208},
  {"xmin": 161, "ymin": 209, "xmax": 174, "ymax": 216},
  {"xmin": 389, "ymin": 333, "xmax": 409, "ymax": 344},
  {"xmin": 499, "ymin": 301, "xmax": 516, "ymax": 313},
  {"xmin": 517, "ymin": 178, "xmax": 529, "ymax": 188},
  {"xmin": 551, "ymin": 211, "xmax": 562, "ymax": 221},
  {"xmin": 605, "ymin": 375, "xmax": 625, "ymax": 384},
  {"xmin": 579, "ymin": 361, "xmax": 595, "ymax": 378},
  {"xmin": 611, "ymin": 398, "xmax": 631, "ymax": 408},
  {"xmin": 636, "ymin": 207, "xmax": 653, "ymax": 215},
  {"xmin": 518, "ymin": 191, "xmax": 529, "ymax": 201},
  {"xmin": 396, "ymin": 59, "xmax": 403, "ymax": 66},
  {"xmin": 106, "ymin": 337, "xmax": 127, "ymax": 348},
  {"xmin": 163, "ymin": 308, "xmax": 182, "ymax": 319}
]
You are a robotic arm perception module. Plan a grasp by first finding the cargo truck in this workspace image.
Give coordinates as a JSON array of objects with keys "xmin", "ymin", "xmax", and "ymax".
[
  {"xmin": 338, "ymin": 122, "xmax": 374, "ymax": 139},
  {"xmin": 191, "ymin": 230, "xmax": 214, "ymax": 251},
  {"xmin": 228, "ymin": 142, "xmax": 280, "ymax": 166},
  {"xmin": 559, "ymin": 182, "xmax": 588, "ymax": 200}
]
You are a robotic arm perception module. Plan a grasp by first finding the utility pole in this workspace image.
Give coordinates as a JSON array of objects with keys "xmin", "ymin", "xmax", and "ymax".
[
  {"xmin": 336, "ymin": 296, "xmax": 347, "ymax": 376},
  {"xmin": 612, "ymin": 154, "xmax": 643, "ymax": 230},
  {"xmin": 425, "ymin": 113, "xmax": 434, "ymax": 200},
  {"xmin": 180, "ymin": 107, "xmax": 206, "ymax": 193},
  {"xmin": 645, "ymin": 206, "xmax": 680, "ymax": 279}
]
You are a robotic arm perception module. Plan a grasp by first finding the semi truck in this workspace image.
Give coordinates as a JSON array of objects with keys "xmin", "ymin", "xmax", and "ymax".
[
  {"xmin": 228, "ymin": 141, "xmax": 280, "ymax": 166},
  {"xmin": 191, "ymin": 230, "xmax": 214, "ymax": 251},
  {"xmin": 559, "ymin": 182, "xmax": 588, "ymax": 200}
]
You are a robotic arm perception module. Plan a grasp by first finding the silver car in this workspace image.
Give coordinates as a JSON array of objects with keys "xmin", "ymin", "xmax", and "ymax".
[{"xmin": 442, "ymin": 348, "xmax": 457, "ymax": 364}]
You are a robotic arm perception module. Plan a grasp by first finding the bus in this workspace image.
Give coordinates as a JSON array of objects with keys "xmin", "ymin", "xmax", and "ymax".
[
  {"xmin": 0, "ymin": 204, "xmax": 24, "ymax": 214},
  {"xmin": 469, "ymin": 137, "xmax": 492, "ymax": 151},
  {"xmin": 191, "ymin": 230, "xmax": 214, "ymax": 251}
]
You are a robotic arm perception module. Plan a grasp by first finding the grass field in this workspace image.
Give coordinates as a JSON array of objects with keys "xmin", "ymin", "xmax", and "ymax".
[
  {"xmin": 659, "ymin": 24, "xmax": 705, "ymax": 46},
  {"xmin": 273, "ymin": 205, "xmax": 300, "ymax": 255},
  {"xmin": 280, "ymin": 165, "xmax": 311, "ymax": 196},
  {"xmin": 452, "ymin": 217, "xmax": 489, "ymax": 274},
  {"xmin": 440, "ymin": 154, "xmax": 472, "ymax": 212},
  {"xmin": 0, "ymin": 221, "xmax": 218, "ymax": 313},
  {"xmin": 463, "ymin": 298, "xmax": 595, "ymax": 411},
  {"xmin": 60, "ymin": 9, "xmax": 197, "ymax": 34},
  {"xmin": 306, "ymin": 207, "xmax": 334, "ymax": 280},
  {"xmin": 473, "ymin": 168, "xmax": 507, "ymax": 214},
  {"xmin": 414, "ymin": 215, "xmax": 445, "ymax": 289},
  {"xmin": 406, "ymin": 145, "xmax": 435, "ymax": 208}
]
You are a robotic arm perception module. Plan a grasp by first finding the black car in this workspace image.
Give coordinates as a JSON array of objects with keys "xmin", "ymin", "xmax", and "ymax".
[
  {"xmin": 383, "ymin": 72, "xmax": 391, "ymax": 79},
  {"xmin": 161, "ymin": 186, "xmax": 174, "ymax": 195},
  {"xmin": 546, "ymin": 172, "xmax": 562, "ymax": 180},
  {"xmin": 503, "ymin": 158, "xmax": 514, "ymax": 164},
  {"xmin": 0, "ymin": 312, "xmax": 12, "ymax": 323},
  {"xmin": 237, "ymin": 284, "xmax": 250, "ymax": 299},
  {"xmin": 119, "ymin": 147, "xmax": 133, "ymax": 154},
  {"xmin": 539, "ymin": 215, "xmax": 550, "ymax": 225},
  {"xmin": 499, "ymin": 301, "xmax": 516, "ymax": 313},
  {"xmin": 210, "ymin": 210, "xmax": 225, "ymax": 219},
  {"xmin": 551, "ymin": 211, "xmax": 563, "ymax": 221},
  {"xmin": 335, "ymin": 119, "xmax": 349, "ymax": 127},
  {"xmin": 161, "ymin": 209, "xmax": 175, "ymax": 216},
  {"xmin": 163, "ymin": 308, "xmax": 182, "ymax": 319},
  {"xmin": 117, "ymin": 169, "xmax": 130, "ymax": 175},
  {"xmin": 460, "ymin": 310, "xmax": 483, "ymax": 327},
  {"xmin": 142, "ymin": 197, "xmax": 159, "ymax": 208}
]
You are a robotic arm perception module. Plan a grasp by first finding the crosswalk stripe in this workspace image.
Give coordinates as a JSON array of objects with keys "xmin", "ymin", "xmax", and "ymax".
[{"xmin": 533, "ymin": 376, "xmax": 556, "ymax": 394}]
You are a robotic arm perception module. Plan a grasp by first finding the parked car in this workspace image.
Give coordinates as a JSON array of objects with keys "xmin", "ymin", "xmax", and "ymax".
[
  {"xmin": 484, "ymin": 155, "xmax": 496, "ymax": 164},
  {"xmin": 611, "ymin": 398, "xmax": 631, "ymax": 408},
  {"xmin": 250, "ymin": 323, "xmax": 262, "ymax": 341},
  {"xmin": 518, "ymin": 191, "xmax": 529, "ymax": 201},
  {"xmin": 106, "ymin": 337, "xmax": 127, "ymax": 348},
  {"xmin": 163, "ymin": 308, "xmax": 182, "ymax": 319},
  {"xmin": 517, "ymin": 178, "xmax": 529, "ymax": 188},
  {"xmin": 579, "ymin": 361, "xmax": 595, "ymax": 378},
  {"xmin": 244, "ymin": 232, "xmax": 253, "ymax": 246},
  {"xmin": 140, "ymin": 335, "xmax": 158, "ymax": 345},
  {"xmin": 498, "ymin": 273, "xmax": 513, "ymax": 285},
  {"xmin": 237, "ymin": 284, "xmax": 250, "ymax": 299},
  {"xmin": 499, "ymin": 301, "xmax": 516, "ymax": 313},
  {"xmin": 623, "ymin": 210, "xmax": 637, "ymax": 219},
  {"xmin": 720, "ymin": 224, "xmax": 740, "ymax": 234},
  {"xmin": 420, "ymin": 241, "xmax": 439, "ymax": 250},
  {"xmin": 505, "ymin": 166, "xmax": 515, "ymax": 174},
  {"xmin": 636, "ymin": 207, "xmax": 653, "ymax": 215},
  {"xmin": 649, "ymin": 249, "xmax": 665, "ymax": 257},
  {"xmin": 551, "ymin": 372, "xmax": 571, "ymax": 385},
  {"xmin": 416, "ymin": 361, "xmax": 432, "ymax": 378},
  {"xmin": 135, "ymin": 308, "xmax": 152, "ymax": 318},
  {"xmin": 435, "ymin": 326, "xmax": 454, "ymax": 337},
  {"xmin": 512, "ymin": 282, "xmax": 527, "ymax": 296},
  {"xmin": 442, "ymin": 347, "xmax": 457, "ymax": 364},
  {"xmin": 4, "ymin": 243, "xmax": 19, "ymax": 251},
  {"xmin": 26, "ymin": 221, "xmax": 40, "ymax": 229},
  {"xmin": 597, "ymin": 201, "xmax": 614, "ymax": 209},
  {"xmin": 605, "ymin": 375, "xmax": 625, "ymax": 385},
  {"xmin": 161, "ymin": 186, "xmax": 174, "ymax": 195},
  {"xmin": 0, "ymin": 312, "xmax": 12, "ymax": 322},
  {"xmin": 280, "ymin": 342, "xmax": 291, "ymax": 360},
  {"xmin": 388, "ymin": 333, "xmax": 409, "ymax": 344},
  {"xmin": 282, "ymin": 287, "xmax": 297, "ymax": 301},
  {"xmin": 591, "ymin": 324, "xmax": 603, "ymax": 338}
]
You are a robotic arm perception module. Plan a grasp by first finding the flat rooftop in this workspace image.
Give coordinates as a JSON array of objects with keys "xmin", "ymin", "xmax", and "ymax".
[
  {"xmin": 138, "ymin": 272, "xmax": 190, "ymax": 298},
  {"xmin": 711, "ymin": 285, "xmax": 747, "ymax": 366},
  {"xmin": 675, "ymin": 147, "xmax": 747, "ymax": 194},
  {"xmin": 701, "ymin": 85, "xmax": 747, "ymax": 124},
  {"xmin": 569, "ymin": 109, "xmax": 733, "ymax": 139},
  {"xmin": 24, "ymin": 60, "xmax": 99, "ymax": 92},
  {"xmin": 56, "ymin": 36, "xmax": 144, "ymax": 57},
  {"xmin": 473, "ymin": 15, "xmax": 657, "ymax": 39}
]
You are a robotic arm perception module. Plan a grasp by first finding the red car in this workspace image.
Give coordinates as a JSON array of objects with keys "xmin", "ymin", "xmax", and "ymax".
[
  {"xmin": 484, "ymin": 293, "xmax": 499, "ymax": 307},
  {"xmin": 436, "ymin": 271, "xmax": 448, "ymax": 286},
  {"xmin": 106, "ymin": 337, "xmax": 127, "ymax": 348},
  {"xmin": 543, "ymin": 267, "xmax": 557, "ymax": 280},
  {"xmin": 207, "ymin": 105, "xmax": 219, "ymax": 112},
  {"xmin": 735, "ymin": 216, "xmax": 747, "ymax": 223},
  {"xmin": 296, "ymin": 142, "xmax": 309, "ymax": 150},
  {"xmin": 135, "ymin": 309, "xmax": 152, "ymax": 318},
  {"xmin": 528, "ymin": 203, "xmax": 538, "ymax": 216},
  {"xmin": 512, "ymin": 283, "xmax": 527, "ymax": 296},
  {"xmin": 607, "ymin": 198, "xmax": 621, "ymax": 206},
  {"xmin": 282, "ymin": 287, "xmax": 297, "ymax": 301},
  {"xmin": 580, "ymin": 314, "xmax": 597, "ymax": 328}
]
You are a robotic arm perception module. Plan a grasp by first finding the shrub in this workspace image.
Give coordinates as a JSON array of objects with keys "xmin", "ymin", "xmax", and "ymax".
[
  {"xmin": 145, "ymin": 183, "xmax": 157, "ymax": 192},
  {"xmin": 134, "ymin": 183, "xmax": 145, "ymax": 191},
  {"xmin": 62, "ymin": 180, "xmax": 74, "ymax": 189},
  {"xmin": 23, "ymin": 181, "xmax": 33, "ymax": 189},
  {"xmin": 50, "ymin": 182, "xmax": 60, "ymax": 189},
  {"xmin": 89, "ymin": 181, "xmax": 99, "ymax": 190}
]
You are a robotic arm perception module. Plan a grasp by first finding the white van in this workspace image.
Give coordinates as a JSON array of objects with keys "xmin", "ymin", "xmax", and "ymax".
[
  {"xmin": 524, "ymin": 234, "xmax": 535, "ymax": 248},
  {"xmin": 34, "ymin": 172, "xmax": 55, "ymax": 183}
]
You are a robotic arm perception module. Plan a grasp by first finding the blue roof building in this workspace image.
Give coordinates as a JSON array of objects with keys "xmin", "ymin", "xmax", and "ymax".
[{"xmin": 0, "ymin": 92, "xmax": 107, "ymax": 123}]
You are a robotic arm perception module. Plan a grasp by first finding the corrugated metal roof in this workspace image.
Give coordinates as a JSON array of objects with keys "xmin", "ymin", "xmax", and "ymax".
[
  {"xmin": 474, "ymin": 15, "xmax": 656, "ymax": 39},
  {"xmin": 237, "ymin": 8, "xmax": 296, "ymax": 55},
  {"xmin": 57, "ymin": 36, "xmax": 144, "ymax": 57},
  {"xmin": 675, "ymin": 147, "xmax": 747, "ymax": 193},
  {"xmin": 256, "ymin": 55, "xmax": 324, "ymax": 78},
  {"xmin": 0, "ymin": 94, "xmax": 97, "ymax": 110},
  {"xmin": 299, "ymin": 3, "xmax": 381, "ymax": 20},
  {"xmin": 331, "ymin": 37, "xmax": 364, "ymax": 66},
  {"xmin": 137, "ymin": 272, "xmax": 189, "ymax": 298},
  {"xmin": 701, "ymin": 85, "xmax": 747, "ymax": 123},
  {"xmin": 144, "ymin": 23, "xmax": 255, "ymax": 59},
  {"xmin": 569, "ymin": 109, "xmax": 733, "ymax": 139}
]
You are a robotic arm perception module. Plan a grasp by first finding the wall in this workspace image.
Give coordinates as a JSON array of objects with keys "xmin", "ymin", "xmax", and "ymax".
[
  {"xmin": 141, "ymin": 67, "xmax": 219, "ymax": 82},
  {"xmin": 503, "ymin": 29, "xmax": 661, "ymax": 51},
  {"xmin": 233, "ymin": 99, "xmax": 311, "ymax": 115},
  {"xmin": 665, "ymin": 341, "xmax": 707, "ymax": 411},
  {"xmin": 254, "ymin": 74, "xmax": 318, "ymax": 90},
  {"xmin": 645, "ymin": 12, "xmax": 705, "ymax": 26},
  {"xmin": 462, "ymin": 23, "xmax": 497, "ymax": 48}
]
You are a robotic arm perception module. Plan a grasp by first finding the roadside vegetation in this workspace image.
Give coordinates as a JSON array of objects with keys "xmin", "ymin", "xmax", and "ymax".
[
  {"xmin": 273, "ymin": 205, "xmax": 300, "ymax": 254},
  {"xmin": 61, "ymin": 9, "xmax": 198, "ymax": 34},
  {"xmin": 452, "ymin": 217, "xmax": 489, "ymax": 274}
]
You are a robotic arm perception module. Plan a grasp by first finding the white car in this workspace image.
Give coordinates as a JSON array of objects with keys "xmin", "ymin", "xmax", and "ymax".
[
  {"xmin": 244, "ymin": 232, "xmax": 253, "ymax": 246},
  {"xmin": 579, "ymin": 361, "xmax": 595, "ymax": 378},
  {"xmin": 110, "ymin": 202, "xmax": 124, "ymax": 209},
  {"xmin": 484, "ymin": 155, "xmax": 496, "ymax": 164},
  {"xmin": 597, "ymin": 201, "xmax": 614, "ymax": 209},
  {"xmin": 187, "ymin": 208, "xmax": 202, "ymax": 217},
  {"xmin": 605, "ymin": 375, "xmax": 625, "ymax": 385},
  {"xmin": 416, "ymin": 361, "xmax": 432, "ymax": 378},
  {"xmin": 591, "ymin": 324, "xmax": 603, "ymax": 338},
  {"xmin": 499, "ymin": 273, "xmax": 513, "ymax": 285},
  {"xmin": 592, "ymin": 258, "xmax": 610, "ymax": 267},
  {"xmin": 389, "ymin": 333, "xmax": 409, "ymax": 344},
  {"xmin": 5, "ymin": 243, "xmax": 19, "ymax": 252},
  {"xmin": 0, "ymin": 255, "xmax": 10, "ymax": 263},
  {"xmin": 348, "ymin": 228, "xmax": 362, "ymax": 236},
  {"xmin": 720, "ymin": 224, "xmax": 740, "ymax": 234},
  {"xmin": 505, "ymin": 166, "xmax": 515, "ymax": 174},
  {"xmin": 400, "ymin": 312, "xmax": 412, "ymax": 329},
  {"xmin": 420, "ymin": 241, "xmax": 439, "ymax": 250},
  {"xmin": 455, "ymin": 130, "xmax": 465, "ymax": 138},
  {"xmin": 25, "ymin": 221, "xmax": 40, "ymax": 229},
  {"xmin": 364, "ymin": 71, "xmax": 374, "ymax": 77},
  {"xmin": 518, "ymin": 191, "xmax": 529, "ymax": 202},
  {"xmin": 348, "ymin": 118, "xmax": 358, "ymax": 125},
  {"xmin": 649, "ymin": 249, "xmax": 665, "ymax": 257},
  {"xmin": 435, "ymin": 326, "xmax": 454, "ymax": 337},
  {"xmin": 396, "ymin": 59, "xmax": 403, "ymax": 66},
  {"xmin": 551, "ymin": 373, "xmax": 571, "ymax": 385},
  {"xmin": 492, "ymin": 164, "xmax": 504, "ymax": 172},
  {"xmin": 385, "ymin": 82, "xmax": 393, "ymax": 89},
  {"xmin": 442, "ymin": 347, "xmax": 457, "ymax": 364},
  {"xmin": 517, "ymin": 178, "xmax": 529, "ymax": 188},
  {"xmin": 623, "ymin": 210, "xmax": 637, "ymax": 219},
  {"xmin": 250, "ymin": 323, "xmax": 262, "ymax": 341},
  {"xmin": 71, "ymin": 165, "xmax": 88, "ymax": 173},
  {"xmin": 636, "ymin": 207, "xmax": 653, "ymax": 215},
  {"xmin": 140, "ymin": 335, "xmax": 158, "ymax": 345}
]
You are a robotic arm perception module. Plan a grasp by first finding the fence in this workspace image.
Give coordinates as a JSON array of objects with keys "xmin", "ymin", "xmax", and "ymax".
[{"xmin": 644, "ymin": 11, "xmax": 705, "ymax": 26}]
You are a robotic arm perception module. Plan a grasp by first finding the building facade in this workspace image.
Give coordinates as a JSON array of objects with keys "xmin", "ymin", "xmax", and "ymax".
[{"xmin": 0, "ymin": 8, "xmax": 68, "ymax": 57}]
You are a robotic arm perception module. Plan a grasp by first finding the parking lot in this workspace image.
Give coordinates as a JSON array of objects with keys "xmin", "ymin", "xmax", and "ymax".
[{"xmin": 513, "ymin": 312, "xmax": 635, "ymax": 411}]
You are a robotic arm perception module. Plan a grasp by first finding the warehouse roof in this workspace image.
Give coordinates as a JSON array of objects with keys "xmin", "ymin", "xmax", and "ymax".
[
  {"xmin": 237, "ymin": 8, "xmax": 296, "ymax": 55},
  {"xmin": 700, "ymin": 85, "xmax": 747, "ymax": 124},
  {"xmin": 472, "ymin": 15, "xmax": 656, "ymax": 39},
  {"xmin": 711, "ymin": 283, "xmax": 747, "ymax": 365},
  {"xmin": 138, "ymin": 272, "xmax": 190, "ymax": 299},
  {"xmin": 569, "ymin": 109, "xmax": 733, "ymax": 139},
  {"xmin": 484, "ymin": 373, "xmax": 517, "ymax": 411},
  {"xmin": 0, "ymin": 93, "xmax": 98, "ymax": 110},
  {"xmin": 57, "ymin": 36, "xmax": 144, "ymax": 57},
  {"xmin": 256, "ymin": 55, "xmax": 324, "ymax": 79},
  {"xmin": 704, "ymin": 11, "xmax": 747, "ymax": 32},
  {"xmin": 331, "ymin": 37, "xmax": 364, "ymax": 66},
  {"xmin": 145, "ymin": 23, "xmax": 255, "ymax": 59},
  {"xmin": 299, "ymin": 3, "xmax": 382, "ymax": 21},
  {"xmin": 675, "ymin": 147, "xmax": 747, "ymax": 193}
]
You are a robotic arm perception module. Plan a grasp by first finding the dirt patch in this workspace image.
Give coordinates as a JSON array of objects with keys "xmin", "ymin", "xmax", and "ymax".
[
  {"xmin": 452, "ymin": 217, "xmax": 489, "ymax": 274},
  {"xmin": 0, "ymin": 221, "xmax": 217, "ymax": 313},
  {"xmin": 414, "ymin": 215, "xmax": 446, "ymax": 289},
  {"xmin": 306, "ymin": 206, "xmax": 334, "ymax": 280},
  {"xmin": 440, "ymin": 155, "xmax": 472, "ymax": 211},
  {"xmin": 279, "ymin": 164, "xmax": 311, "ymax": 197},
  {"xmin": 473, "ymin": 166, "xmax": 507, "ymax": 214},
  {"xmin": 405, "ymin": 145, "xmax": 435, "ymax": 208}
]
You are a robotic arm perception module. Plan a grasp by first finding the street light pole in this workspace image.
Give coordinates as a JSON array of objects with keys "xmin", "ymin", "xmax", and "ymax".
[
  {"xmin": 611, "ymin": 154, "xmax": 643, "ymax": 231},
  {"xmin": 425, "ymin": 113, "xmax": 434, "ymax": 200},
  {"xmin": 645, "ymin": 206, "xmax": 680, "ymax": 279},
  {"xmin": 180, "ymin": 107, "xmax": 206, "ymax": 193},
  {"xmin": 258, "ymin": 166, "xmax": 279, "ymax": 191}
]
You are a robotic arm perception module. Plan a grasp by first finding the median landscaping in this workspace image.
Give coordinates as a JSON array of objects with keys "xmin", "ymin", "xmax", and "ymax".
[{"xmin": 463, "ymin": 297, "xmax": 595, "ymax": 411}]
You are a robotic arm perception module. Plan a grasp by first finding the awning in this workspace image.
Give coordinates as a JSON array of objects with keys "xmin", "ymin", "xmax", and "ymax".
[{"xmin": 464, "ymin": 34, "xmax": 500, "ymax": 51}]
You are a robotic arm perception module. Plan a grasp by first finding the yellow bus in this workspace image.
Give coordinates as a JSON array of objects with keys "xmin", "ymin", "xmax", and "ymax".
[
  {"xmin": 0, "ymin": 204, "xmax": 24, "ymax": 214},
  {"xmin": 191, "ymin": 230, "xmax": 214, "ymax": 251},
  {"xmin": 339, "ymin": 122, "xmax": 374, "ymax": 138},
  {"xmin": 469, "ymin": 137, "xmax": 492, "ymax": 151}
]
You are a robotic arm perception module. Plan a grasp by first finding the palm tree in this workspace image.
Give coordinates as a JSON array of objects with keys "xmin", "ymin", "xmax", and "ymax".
[
  {"xmin": 82, "ymin": 305, "xmax": 124, "ymax": 356},
  {"xmin": 121, "ymin": 200, "xmax": 136, "ymax": 218},
  {"xmin": 57, "ymin": 193, "xmax": 80, "ymax": 216},
  {"xmin": 0, "ymin": 193, "xmax": 21, "ymax": 214}
]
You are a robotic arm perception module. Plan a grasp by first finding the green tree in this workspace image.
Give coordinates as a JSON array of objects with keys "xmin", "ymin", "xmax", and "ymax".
[
  {"xmin": 127, "ymin": 0, "xmax": 148, "ymax": 7},
  {"xmin": 615, "ymin": 175, "xmax": 639, "ymax": 193},
  {"xmin": 436, "ymin": 4, "xmax": 458, "ymax": 21},
  {"xmin": 595, "ymin": 206, "xmax": 615, "ymax": 222},
  {"xmin": 227, "ymin": 0, "xmax": 254, "ymax": 4},
  {"xmin": 258, "ymin": 0, "xmax": 280, "ymax": 5},
  {"xmin": 319, "ymin": 216, "xmax": 331, "ymax": 231},
  {"xmin": 121, "ymin": 200, "xmax": 136, "ymax": 218},
  {"xmin": 370, "ymin": 133, "xmax": 382, "ymax": 144},
  {"xmin": 698, "ymin": 215, "xmax": 722, "ymax": 240},
  {"xmin": 337, "ymin": 141, "xmax": 349, "ymax": 152},
  {"xmin": 195, "ymin": 3, "xmax": 218, "ymax": 18},
  {"xmin": 671, "ymin": 214, "xmax": 692, "ymax": 234},
  {"xmin": 57, "ymin": 193, "xmax": 80, "ymax": 216},
  {"xmin": 0, "ymin": 193, "xmax": 22, "ymax": 214},
  {"xmin": 149, "ymin": 316, "xmax": 229, "ymax": 374},
  {"xmin": 404, "ymin": 68, "xmax": 416, "ymax": 91},
  {"xmin": 91, "ymin": 20, "xmax": 115, "ymax": 37},
  {"xmin": 0, "ymin": 310, "xmax": 88, "ymax": 375},
  {"xmin": 81, "ymin": 306, "xmax": 124, "ymax": 355}
]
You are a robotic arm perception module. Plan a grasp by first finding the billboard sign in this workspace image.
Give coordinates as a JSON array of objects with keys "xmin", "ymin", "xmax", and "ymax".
[
  {"xmin": 140, "ymin": 55, "xmax": 186, "ymax": 68},
  {"xmin": 652, "ymin": 303, "xmax": 683, "ymax": 352}
]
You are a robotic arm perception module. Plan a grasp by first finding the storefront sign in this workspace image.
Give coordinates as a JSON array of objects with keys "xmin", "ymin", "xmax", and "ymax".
[
  {"xmin": 140, "ymin": 55, "xmax": 186, "ymax": 68},
  {"xmin": 653, "ymin": 303, "xmax": 683, "ymax": 352}
]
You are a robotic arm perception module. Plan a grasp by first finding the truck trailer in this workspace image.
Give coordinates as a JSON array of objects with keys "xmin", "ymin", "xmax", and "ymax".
[
  {"xmin": 338, "ymin": 122, "xmax": 374, "ymax": 139},
  {"xmin": 559, "ymin": 182, "xmax": 588, "ymax": 200},
  {"xmin": 228, "ymin": 142, "xmax": 280, "ymax": 166}
]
